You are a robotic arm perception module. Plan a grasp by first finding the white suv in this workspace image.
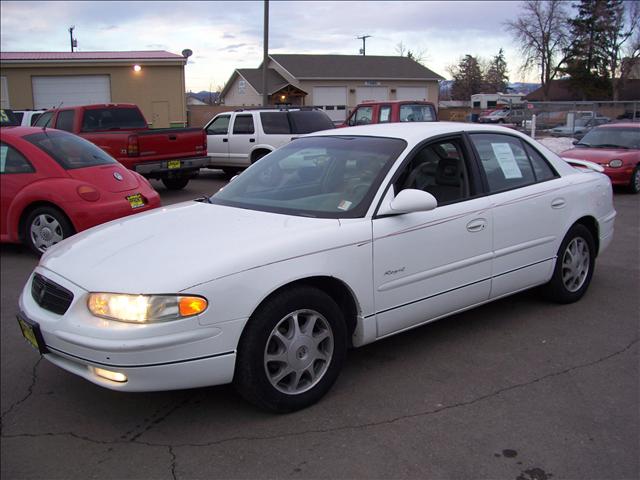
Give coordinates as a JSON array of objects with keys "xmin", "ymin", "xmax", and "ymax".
[
  {"xmin": 204, "ymin": 108, "xmax": 334, "ymax": 176},
  {"xmin": 13, "ymin": 110, "xmax": 46, "ymax": 126}
]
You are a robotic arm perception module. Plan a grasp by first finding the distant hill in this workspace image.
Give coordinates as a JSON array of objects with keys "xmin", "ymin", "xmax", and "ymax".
[{"xmin": 439, "ymin": 81, "xmax": 540, "ymax": 98}]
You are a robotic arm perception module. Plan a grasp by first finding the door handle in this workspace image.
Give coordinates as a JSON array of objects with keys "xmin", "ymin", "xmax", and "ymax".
[
  {"xmin": 551, "ymin": 198, "xmax": 566, "ymax": 209},
  {"xmin": 168, "ymin": 135, "xmax": 177, "ymax": 140},
  {"xmin": 466, "ymin": 218, "xmax": 486, "ymax": 232},
  {"xmin": 222, "ymin": 138, "xmax": 228, "ymax": 143},
  {"xmin": 249, "ymin": 138, "xmax": 255, "ymax": 143}
]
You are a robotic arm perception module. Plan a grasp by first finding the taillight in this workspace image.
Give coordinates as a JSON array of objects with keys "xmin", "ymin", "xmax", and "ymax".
[
  {"xmin": 77, "ymin": 185, "xmax": 100, "ymax": 202},
  {"xmin": 127, "ymin": 135, "xmax": 139, "ymax": 156},
  {"xmin": 199, "ymin": 129, "xmax": 207, "ymax": 153}
]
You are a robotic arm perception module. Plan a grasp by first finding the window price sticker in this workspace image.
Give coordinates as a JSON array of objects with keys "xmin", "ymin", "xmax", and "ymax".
[{"xmin": 491, "ymin": 143, "xmax": 523, "ymax": 179}]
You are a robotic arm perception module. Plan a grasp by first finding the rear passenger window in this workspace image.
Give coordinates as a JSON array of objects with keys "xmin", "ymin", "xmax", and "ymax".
[
  {"xmin": 56, "ymin": 110, "xmax": 75, "ymax": 132},
  {"xmin": 470, "ymin": 134, "xmax": 536, "ymax": 192},
  {"xmin": 379, "ymin": 106, "xmax": 391, "ymax": 123},
  {"xmin": 524, "ymin": 143, "xmax": 558, "ymax": 181},
  {"xmin": 260, "ymin": 112, "xmax": 290, "ymax": 134},
  {"xmin": 233, "ymin": 115, "xmax": 255, "ymax": 134},
  {"xmin": 0, "ymin": 143, "xmax": 35, "ymax": 174}
]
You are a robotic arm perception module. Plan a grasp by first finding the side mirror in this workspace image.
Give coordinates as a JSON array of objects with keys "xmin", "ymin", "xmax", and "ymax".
[{"xmin": 379, "ymin": 189, "xmax": 438, "ymax": 215}]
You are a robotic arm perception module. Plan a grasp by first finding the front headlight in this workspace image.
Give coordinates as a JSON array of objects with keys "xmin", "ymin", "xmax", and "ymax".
[
  {"xmin": 87, "ymin": 293, "xmax": 208, "ymax": 323},
  {"xmin": 608, "ymin": 159, "xmax": 623, "ymax": 168}
]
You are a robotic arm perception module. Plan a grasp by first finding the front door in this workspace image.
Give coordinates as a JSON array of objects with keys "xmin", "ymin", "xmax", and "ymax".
[
  {"xmin": 151, "ymin": 101, "xmax": 170, "ymax": 128},
  {"xmin": 372, "ymin": 136, "xmax": 493, "ymax": 337},
  {"xmin": 205, "ymin": 114, "xmax": 231, "ymax": 164}
]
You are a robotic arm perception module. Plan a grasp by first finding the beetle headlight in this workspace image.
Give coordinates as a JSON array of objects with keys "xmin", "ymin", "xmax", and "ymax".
[
  {"xmin": 87, "ymin": 293, "xmax": 208, "ymax": 323},
  {"xmin": 608, "ymin": 159, "xmax": 623, "ymax": 168}
]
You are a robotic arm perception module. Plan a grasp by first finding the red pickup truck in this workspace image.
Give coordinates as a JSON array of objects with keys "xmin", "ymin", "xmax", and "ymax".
[
  {"xmin": 35, "ymin": 104, "xmax": 208, "ymax": 190},
  {"xmin": 340, "ymin": 100, "xmax": 438, "ymax": 127}
]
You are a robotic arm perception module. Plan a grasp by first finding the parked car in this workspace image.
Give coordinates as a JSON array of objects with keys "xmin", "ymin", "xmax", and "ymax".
[
  {"xmin": 551, "ymin": 116, "xmax": 610, "ymax": 138},
  {"xmin": 1, "ymin": 109, "xmax": 21, "ymax": 127},
  {"xmin": 34, "ymin": 104, "xmax": 208, "ymax": 190},
  {"xmin": 204, "ymin": 108, "xmax": 334, "ymax": 177},
  {"xmin": 478, "ymin": 108, "xmax": 526, "ymax": 124},
  {"xmin": 560, "ymin": 123, "xmax": 640, "ymax": 193},
  {"xmin": 12, "ymin": 109, "xmax": 46, "ymax": 126},
  {"xmin": 1, "ymin": 126, "xmax": 161, "ymax": 254},
  {"xmin": 16, "ymin": 122, "xmax": 615, "ymax": 412},
  {"xmin": 340, "ymin": 100, "xmax": 438, "ymax": 127}
]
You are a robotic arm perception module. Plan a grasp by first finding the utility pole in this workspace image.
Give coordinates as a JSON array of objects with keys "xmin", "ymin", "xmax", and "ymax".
[
  {"xmin": 262, "ymin": 0, "xmax": 269, "ymax": 106},
  {"xmin": 357, "ymin": 35, "xmax": 371, "ymax": 55},
  {"xmin": 69, "ymin": 26, "xmax": 76, "ymax": 52}
]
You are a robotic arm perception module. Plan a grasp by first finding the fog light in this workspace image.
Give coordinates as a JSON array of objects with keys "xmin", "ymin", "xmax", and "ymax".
[{"xmin": 93, "ymin": 367, "xmax": 127, "ymax": 383}]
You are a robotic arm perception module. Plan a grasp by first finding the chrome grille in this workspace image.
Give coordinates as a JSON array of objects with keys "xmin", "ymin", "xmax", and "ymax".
[{"xmin": 31, "ymin": 273, "xmax": 73, "ymax": 315}]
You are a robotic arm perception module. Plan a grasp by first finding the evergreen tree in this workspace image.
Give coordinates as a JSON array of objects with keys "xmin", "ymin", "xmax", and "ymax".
[
  {"xmin": 484, "ymin": 49, "xmax": 510, "ymax": 93},
  {"xmin": 448, "ymin": 55, "xmax": 484, "ymax": 100}
]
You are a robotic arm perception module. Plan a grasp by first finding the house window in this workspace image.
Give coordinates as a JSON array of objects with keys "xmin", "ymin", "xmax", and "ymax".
[{"xmin": 238, "ymin": 80, "xmax": 246, "ymax": 95}]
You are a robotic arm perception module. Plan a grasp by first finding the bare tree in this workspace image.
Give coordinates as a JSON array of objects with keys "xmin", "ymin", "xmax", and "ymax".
[
  {"xmin": 505, "ymin": 0, "xmax": 570, "ymax": 100},
  {"xmin": 604, "ymin": 0, "xmax": 640, "ymax": 100},
  {"xmin": 395, "ymin": 41, "xmax": 407, "ymax": 57},
  {"xmin": 395, "ymin": 40, "xmax": 429, "ymax": 66}
]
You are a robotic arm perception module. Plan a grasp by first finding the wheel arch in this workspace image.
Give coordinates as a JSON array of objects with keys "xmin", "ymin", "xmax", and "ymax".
[
  {"xmin": 18, "ymin": 201, "xmax": 76, "ymax": 242},
  {"xmin": 572, "ymin": 215, "xmax": 599, "ymax": 256},
  {"xmin": 247, "ymin": 275, "xmax": 360, "ymax": 347},
  {"xmin": 250, "ymin": 147, "xmax": 273, "ymax": 163}
]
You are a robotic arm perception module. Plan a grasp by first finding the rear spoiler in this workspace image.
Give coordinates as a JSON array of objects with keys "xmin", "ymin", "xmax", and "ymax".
[{"xmin": 561, "ymin": 157, "xmax": 604, "ymax": 173}]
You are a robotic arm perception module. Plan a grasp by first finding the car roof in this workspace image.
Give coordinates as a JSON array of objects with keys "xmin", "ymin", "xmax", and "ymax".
[
  {"xmin": 306, "ymin": 121, "xmax": 532, "ymax": 144},
  {"xmin": 0, "ymin": 125, "xmax": 64, "ymax": 137},
  {"xmin": 596, "ymin": 122, "xmax": 640, "ymax": 129}
]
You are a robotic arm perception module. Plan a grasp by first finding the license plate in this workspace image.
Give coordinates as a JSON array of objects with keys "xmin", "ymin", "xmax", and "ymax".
[
  {"xmin": 167, "ymin": 160, "xmax": 181, "ymax": 169},
  {"xmin": 126, "ymin": 193, "xmax": 145, "ymax": 209},
  {"xmin": 17, "ymin": 315, "xmax": 45, "ymax": 353}
]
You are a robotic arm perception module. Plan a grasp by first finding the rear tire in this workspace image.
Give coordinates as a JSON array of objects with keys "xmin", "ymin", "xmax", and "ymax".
[
  {"xmin": 161, "ymin": 176, "xmax": 189, "ymax": 190},
  {"xmin": 630, "ymin": 166, "xmax": 640, "ymax": 194},
  {"xmin": 24, "ymin": 206, "xmax": 74, "ymax": 256},
  {"xmin": 234, "ymin": 286, "xmax": 347, "ymax": 413},
  {"xmin": 541, "ymin": 224, "xmax": 595, "ymax": 303}
]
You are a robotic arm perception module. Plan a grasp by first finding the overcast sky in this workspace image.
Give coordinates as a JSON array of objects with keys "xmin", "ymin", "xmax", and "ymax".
[{"xmin": 1, "ymin": 1, "xmax": 536, "ymax": 91}]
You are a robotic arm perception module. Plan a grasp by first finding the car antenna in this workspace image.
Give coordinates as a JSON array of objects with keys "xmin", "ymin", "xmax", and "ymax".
[{"xmin": 43, "ymin": 101, "xmax": 63, "ymax": 131}]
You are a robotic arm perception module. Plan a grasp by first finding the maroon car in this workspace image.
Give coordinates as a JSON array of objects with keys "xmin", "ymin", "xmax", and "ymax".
[{"xmin": 560, "ymin": 123, "xmax": 640, "ymax": 193}]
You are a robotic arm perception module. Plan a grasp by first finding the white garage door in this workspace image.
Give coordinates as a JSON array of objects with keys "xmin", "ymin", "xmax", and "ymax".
[
  {"xmin": 313, "ymin": 86, "xmax": 347, "ymax": 122},
  {"xmin": 32, "ymin": 75, "xmax": 111, "ymax": 109},
  {"xmin": 356, "ymin": 86, "xmax": 388, "ymax": 104},
  {"xmin": 396, "ymin": 87, "xmax": 428, "ymax": 102}
]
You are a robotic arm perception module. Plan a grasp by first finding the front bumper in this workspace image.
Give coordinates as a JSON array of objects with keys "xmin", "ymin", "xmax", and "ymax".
[
  {"xmin": 602, "ymin": 166, "xmax": 634, "ymax": 186},
  {"xmin": 18, "ymin": 268, "xmax": 245, "ymax": 392}
]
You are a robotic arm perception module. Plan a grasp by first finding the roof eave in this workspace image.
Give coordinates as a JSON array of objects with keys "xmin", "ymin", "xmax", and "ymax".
[{"xmin": 1, "ymin": 58, "xmax": 186, "ymax": 65}]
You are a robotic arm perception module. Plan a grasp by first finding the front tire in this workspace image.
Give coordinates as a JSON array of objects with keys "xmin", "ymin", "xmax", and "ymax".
[
  {"xmin": 24, "ymin": 206, "xmax": 74, "ymax": 255},
  {"xmin": 541, "ymin": 224, "xmax": 595, "ymax": 303},
  {"xmin": 630, "ymin": 166, "xmax": 640, "ymax": 194},
  {"xmin": 234, "ymin": 286, "xmax": 347, "ymax": 413}
]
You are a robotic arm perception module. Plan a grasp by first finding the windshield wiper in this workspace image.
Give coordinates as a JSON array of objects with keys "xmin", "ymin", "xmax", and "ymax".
[
  {"xmin": 194, "ymin": 196, "xmax": 212, "ymax": 204},
  {"xmin": 592, "ymin": 143, "xmax": 628, "ymax": 149}
]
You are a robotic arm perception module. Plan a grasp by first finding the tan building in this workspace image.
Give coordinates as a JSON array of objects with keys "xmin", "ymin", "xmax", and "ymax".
[
  {"xmin": 220, "ymin": 54, "xmax": 444, "ymax": 122},
  {"xmin": 0, "ymin": 50, "xmax": 187, "ymax": 127}
]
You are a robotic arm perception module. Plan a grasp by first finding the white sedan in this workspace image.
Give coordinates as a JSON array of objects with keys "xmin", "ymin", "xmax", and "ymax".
[{"xmin": 17, "ymin": 123, "xmax": 616, "ymax": 412}]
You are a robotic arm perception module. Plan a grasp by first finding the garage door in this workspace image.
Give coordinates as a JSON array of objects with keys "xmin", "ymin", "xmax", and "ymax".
[
  {"xmin": 356, "ymin": 86, "xmax": 388, "ymax": 104},
  {"xmin": 32, "ymin": 75, "xmax": 111, "ymax": 109},
  {"xmin": 396, "ymin": 87, "xmax": 428, "ymax": 102},
  {"xmin": 313, "ymin": 86, "xmax": 347, "ymax": 122}
]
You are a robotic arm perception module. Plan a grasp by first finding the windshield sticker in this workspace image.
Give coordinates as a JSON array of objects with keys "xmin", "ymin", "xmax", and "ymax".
[
  {"xmin": 491, "ymin": 143, "xmax": 523, "ymax": 179},
  {"xmin": 337, "ymin": 200, "xmax": 352, "ymax": 211},
  {"xmin": 0, "ymin": 145, "xmax": 7, "ymax": 173}
]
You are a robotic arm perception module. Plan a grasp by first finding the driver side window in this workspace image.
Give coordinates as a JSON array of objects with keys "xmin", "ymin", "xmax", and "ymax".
[
  {"xmin": 206, "ymin": 115, "xmax": 230, "ymax": 135},
  {"xmin": 394, "ymin": 138, "xmax": 471, "ymax": 206}
]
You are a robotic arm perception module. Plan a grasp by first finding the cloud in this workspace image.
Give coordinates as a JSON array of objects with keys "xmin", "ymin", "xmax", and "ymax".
[{"xmin": 222, "ymin": 33, "xmax": 235, "ymax": 39}]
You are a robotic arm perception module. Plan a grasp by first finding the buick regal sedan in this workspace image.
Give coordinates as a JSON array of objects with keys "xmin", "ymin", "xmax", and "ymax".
[{"xmin": 17, "ymin": 123, "xmax": 616, "ymax": 412}]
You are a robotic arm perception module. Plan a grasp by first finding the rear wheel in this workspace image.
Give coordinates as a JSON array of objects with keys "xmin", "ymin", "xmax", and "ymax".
[
  {"xmin": 541, "ymin": 224, "xmax": 595, "ymax": 303},
  {"xmin": 234, "ymin": 286, "xmax": 347, "ymax": 413},
  {"xmin": 630, "ymin": 166, "xmax": 640, "ymax": 194},
  {"xmin": 161, "ymin": 176, "xmax": 189, "ymax": 190},
  {"xmin": 24, "ymin": 206, "xmax": 74, "ymax": 255}
]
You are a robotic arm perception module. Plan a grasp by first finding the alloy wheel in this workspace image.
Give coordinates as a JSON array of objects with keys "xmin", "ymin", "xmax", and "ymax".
[{"xmin": 561, "ymin": 237, "xmax": 590, "ymax": 292}]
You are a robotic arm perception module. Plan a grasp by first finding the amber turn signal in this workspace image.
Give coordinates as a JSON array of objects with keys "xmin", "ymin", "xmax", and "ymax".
[{"xmin": 179, "ymin": 296, "xmax": 208, "ymax": 316}]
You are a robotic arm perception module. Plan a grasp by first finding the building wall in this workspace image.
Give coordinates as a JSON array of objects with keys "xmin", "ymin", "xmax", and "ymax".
[
  {"xmin": 0, "ymin": 62, "xmax": 186, "ymax": 127},
  {"xmin": 224, "ymin": 78, "xmax": 263, "ymax": 106}
]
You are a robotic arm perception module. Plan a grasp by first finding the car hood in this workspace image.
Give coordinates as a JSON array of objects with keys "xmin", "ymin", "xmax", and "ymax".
[
  {"xmin": 39, "ymin": 201, "xmax": 343, "ymax": 293},
  {"xmin": 559, "ymin": 147, "xmax": 637, "ymax": 164}
]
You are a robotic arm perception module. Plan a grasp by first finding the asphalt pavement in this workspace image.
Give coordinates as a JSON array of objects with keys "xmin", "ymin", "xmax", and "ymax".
[{"xmin": 1, "ymin": 170, "xmax": 638, "ymax": 480}]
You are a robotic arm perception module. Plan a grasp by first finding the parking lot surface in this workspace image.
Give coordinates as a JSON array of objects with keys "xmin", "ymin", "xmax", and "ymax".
[{"xmin": 1, "ymin": 170, "xmax": 638, "ymax": 480}]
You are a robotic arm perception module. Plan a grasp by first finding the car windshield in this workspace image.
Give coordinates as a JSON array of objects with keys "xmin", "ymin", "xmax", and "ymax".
[
  {"xmin": 23, "ymin": 130, "xmax": 118, "ymax": 169},
  {"xmin": 578, "ymin": 127, "xmax": 640, "ymax": 149},
  {"xmin": 209, "ymin": 136, "xmax": 406, "ymax": 218}
]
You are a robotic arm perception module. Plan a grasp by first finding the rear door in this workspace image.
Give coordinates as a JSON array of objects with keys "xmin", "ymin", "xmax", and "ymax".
[{"xmin": 228, "ymin": 114, "xmax": 255, "ymax": 166}]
